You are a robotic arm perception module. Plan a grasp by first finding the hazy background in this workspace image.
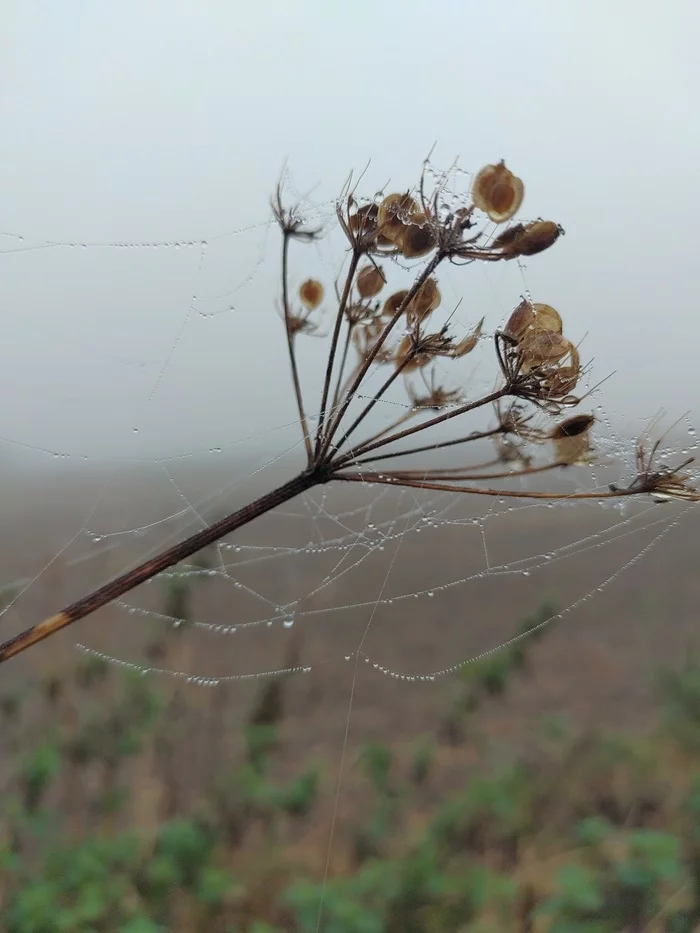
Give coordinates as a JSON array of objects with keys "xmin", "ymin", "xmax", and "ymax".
[{"xmin": 0, "ymin": 0, "xmax": 698, "ymax": 464}]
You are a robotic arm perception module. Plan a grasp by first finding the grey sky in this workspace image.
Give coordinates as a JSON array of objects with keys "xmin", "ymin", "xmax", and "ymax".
[{"xmin": 1, "ymin": 0, "xmax": 698, "ymax": 464}]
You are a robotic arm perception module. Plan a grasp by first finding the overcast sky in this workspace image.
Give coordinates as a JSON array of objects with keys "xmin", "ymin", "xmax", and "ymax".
[{"xmin": 1, "ymin": 0, "xmax": 698, "ymax": 466}]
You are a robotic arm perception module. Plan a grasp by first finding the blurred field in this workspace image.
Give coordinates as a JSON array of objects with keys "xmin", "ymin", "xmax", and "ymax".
[
  {"xmin": 2, "ymin": 456, "xmax": 700, "ymax": 928},
  {"xmin": 2, "ymin": 453, "xmax": 698, "ymax": 764}
]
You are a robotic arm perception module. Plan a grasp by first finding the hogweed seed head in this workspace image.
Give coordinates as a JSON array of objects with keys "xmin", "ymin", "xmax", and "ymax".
[{"xmin": 4, "ymin": 154, "xmax": 696, "ymax": 668}]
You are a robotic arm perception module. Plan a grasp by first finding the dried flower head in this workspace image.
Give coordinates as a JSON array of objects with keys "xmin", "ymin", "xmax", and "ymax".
[
  {"xmin": 396, "ymin": 329, "xmax": 455, "ymax": 372},
  {"xmin": 551, "ymin": 413, "xmax": 595, "ymax": 465},
  {"xmin": 299, "ymin": 278, "xmax": 324, "ymax": 310},
  {"xmin": 357, "ymin": 264, "xmax": 386, "ymax": 299},
  {"xmin": 472, "ymin": 161, "xmax": 524, "ymax": 223}
]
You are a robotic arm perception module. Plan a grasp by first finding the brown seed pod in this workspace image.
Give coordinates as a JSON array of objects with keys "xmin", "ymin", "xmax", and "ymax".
[
  {"xmin": 504, "ymin": 300, "xmax": 562, "ymax": 341},
  {"xmin": 472, "ymin": 161, "xmax": 524, "ymax": 224},
  {"xmin": 498, "ymin": 219, "xmax": 563, "ymax": 258},
  {"xmin": 503, "ymin": 299, "xmax": 534, "ymax": 339},
  {"xmin": 299, "ymin": 279, "xmax": 324, "ymax": 310},
  {"xmin": 406, "ymin": 277, "xmax": 441, "ymax": 326},
  {"xmin": 396, "ymin": 213, "xmax": 437, "ymax": 259},
  {"xmin": 514, "ymin": 220, "xmax": 562, "ymax": 256},
  {"xmin": 378, "ymin": 192, "xmax": 420, "ymax": 242},
  {"xmin": 452, "ymin": 317, "xmax": 484, "ymax": 357},
  {"xmin": 551, "ymin": 414, "xmax": 593, "ymax": 464},
  {"xmin": 491, "ymin": 223, "xmax": 526, "ymax": 248},
  {"xmin": 357, "ymin": 264, "xmax": 386, "ymax": 299},
  {"xmin": 382, "ymin": 290, "xmax": 409, "ymax": 319},
  {"xmin": 520, "ymin": 331, "xmax": 571, "ymax": 369}
]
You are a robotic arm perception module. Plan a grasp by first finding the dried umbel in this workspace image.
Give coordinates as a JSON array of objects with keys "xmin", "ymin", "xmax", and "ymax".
[
  {"xmin": 472, "ymin": 161, "xmax": 524, "ymax": 223},
  {"xmin": 2, "ymin": 155, "xmax": 696, "ymax": 667}
]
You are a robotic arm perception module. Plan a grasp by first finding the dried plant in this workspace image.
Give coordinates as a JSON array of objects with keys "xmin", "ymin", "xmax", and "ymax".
[{"xmin": 1, "ymin": 157, "xmax": 697, "ymax": 664}]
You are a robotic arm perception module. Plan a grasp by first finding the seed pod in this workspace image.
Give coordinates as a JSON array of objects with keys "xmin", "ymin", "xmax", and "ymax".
[
  {"xmin": 504, "ymin": 299, "xmax": 535, "ymax": 339},
  {"xmin": 520, "ymin": 331, "xmax": 571, "ymax": 368},
  {"xmin": 504, "ymin": 300, "xmax": 562, "ymax": 341},
  {"xmin": 406, "ymin": 277, "xmax": 441, "ymax": 326},
  {"xmin": 551, "ymin": 413, "xmax": 594, "ymax": 464},
  {"xmin": 397, "ymin": 213, "xmax": 437, "ymax": 259},
  {"xmin": 382, "ymin": 290, "xmax": 409, "ymax": 319},
  {"xmin": 472, "ymin": 161, "xmax": 524, "ymax": 223},
  {"xmin": 452, "ymin": 317, "xmax": 484, "ymax": 357},
  {"xmin": 492, "ymin": 224, "xmax": 526, "ymax": 248},
  {"xmin": 378, "ymin": 192, "xmax": 420, "ymax": 242},
  {"xmin": 299, "ymin": 279, "xmax": 324, "ymax": 310},
  {"xmin": 513, "ymin": 220, "xmax": 562, "ymax": 256},
  {"xmin": 357, "ymin": 264, "xmax": 386, "ymax": 299},
  {"xmin": 530, "ymin": 303, "xmax": 562, "ymax": 334}
]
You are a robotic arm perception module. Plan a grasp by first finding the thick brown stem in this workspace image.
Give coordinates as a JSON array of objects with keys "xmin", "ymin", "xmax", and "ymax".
[{"xmin": 0, "ymin": 472, "xmax": 316, "ymax": 665}]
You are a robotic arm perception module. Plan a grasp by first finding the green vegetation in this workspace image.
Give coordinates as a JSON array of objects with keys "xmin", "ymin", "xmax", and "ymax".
[{"xmin": 2, "ymin": 589, "xmax": 700, "ymax": 931}]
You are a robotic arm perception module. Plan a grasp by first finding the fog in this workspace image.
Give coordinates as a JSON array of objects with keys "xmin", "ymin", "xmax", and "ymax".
[{"xmin": 1, "ymin": 0, "xmax": 698, "ymax": 463}]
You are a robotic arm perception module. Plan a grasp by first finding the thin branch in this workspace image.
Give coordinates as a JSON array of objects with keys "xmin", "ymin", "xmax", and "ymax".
[
  {"xmin": 344, "ymin": 426, "xmax": 505, "ymax": 469},
  {"xmin": 330, "ymin": 387, "xmax": 509, "ymax": 470},
  {"xmin": 330, "ymin": 324, "xmax": 355, "ymax": 412},
  {"xmin": 318, "ymin": 250, "xmax": 446, "ymax": 461},
  {"xmin": 281, "ymin": 232, "xmax": 313, "ymax": 462},
  {"xmin": 314, "ymin": 248, "xmax": 361, "ymax": 458},
  {"xmin": 330, "ymin": 355, "xmax": 415, "ymax": 456},
  {"xmin": 334, "ymin": 471, "xmax": 639, "ymax": 500},
  {"xmin": 382, "ymin": 460, "xmax": 565, "ymax": 481}
]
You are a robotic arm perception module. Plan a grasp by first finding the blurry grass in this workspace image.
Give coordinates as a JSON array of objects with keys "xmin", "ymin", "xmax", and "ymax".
[{"xmin": 2, "ymin": 580, "xmax": 700, "ymax": 932}]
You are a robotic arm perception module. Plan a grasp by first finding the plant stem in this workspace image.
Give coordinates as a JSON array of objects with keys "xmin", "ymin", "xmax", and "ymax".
[
  {"xmin": 314, "ymin": 249, "xmax": 361, "ymax": 458},
  {"xmin": 331, "ymin": 387, "xmax": 508, "ymax": 470},
  {"xmin": 346, "ymin": 427, "xmax": 504, "ymax": 469},
  {"xmin": 0, "ymin": 471, "xmax": 317, "ymax": 665},
  {"xmin": 318, "ymin": 251, "xmax": 445, "ymax": 462},
  {"xmin": 281, "ymin": 234, "xmax": 313, "ymax": 462},
  {"xmin": 330, "ymin": 355, "xmax": 413, "ymax": 457},
  {"xmin": 335, "ymin": 471, "xmax": 636, "ymax": 500}
]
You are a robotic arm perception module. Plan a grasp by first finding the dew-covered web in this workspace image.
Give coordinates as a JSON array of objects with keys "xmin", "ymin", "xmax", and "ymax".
[
  {"xmin": 1, "ymin": 161, "xmax": 699, "ymax": 910},
  {"xmin": 1, "ymin": 160, "xmax": 698, "ymax": 684}
]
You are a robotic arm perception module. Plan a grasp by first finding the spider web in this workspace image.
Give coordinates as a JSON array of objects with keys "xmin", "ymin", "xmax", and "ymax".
[
  {"xmin": 1, "ymin": 167, "xmax": 699, "ymax": 929},
  {"xmin": 1, "ymin": 164, "xmax": 698, "ymax": 690}
]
